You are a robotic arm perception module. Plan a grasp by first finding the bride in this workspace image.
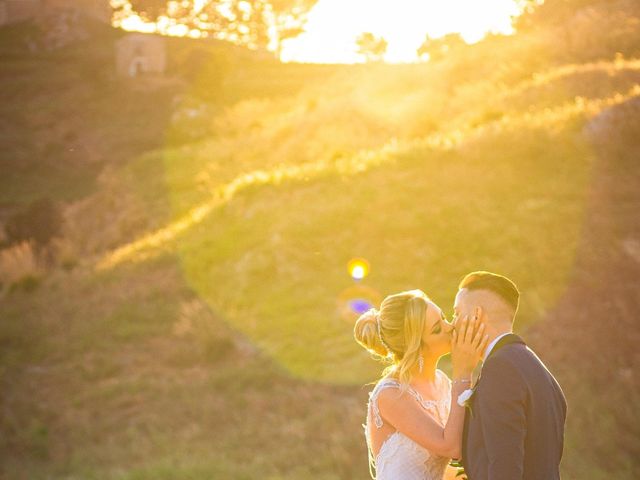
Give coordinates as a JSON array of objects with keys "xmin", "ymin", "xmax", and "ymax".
[{"xmin": 354, "ymin": 289, "xmax": 487, "ymax": 480}]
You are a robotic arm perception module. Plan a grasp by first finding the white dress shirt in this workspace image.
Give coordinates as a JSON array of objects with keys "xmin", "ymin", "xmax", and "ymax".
[{"xmin": 482, "ymin": 332, "xmax": 512, "ymax": 362}]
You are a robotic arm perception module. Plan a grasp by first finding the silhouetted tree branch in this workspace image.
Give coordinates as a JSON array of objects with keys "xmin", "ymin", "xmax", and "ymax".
[{"xmin": 356, "ymin": 32, "xmax": 387, "ymax": 63}]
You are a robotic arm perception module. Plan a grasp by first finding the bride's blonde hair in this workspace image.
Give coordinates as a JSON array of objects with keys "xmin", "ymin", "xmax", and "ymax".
[{"xmin": 353, "ymin": 289, "xmax": 430, "ymax": 391}]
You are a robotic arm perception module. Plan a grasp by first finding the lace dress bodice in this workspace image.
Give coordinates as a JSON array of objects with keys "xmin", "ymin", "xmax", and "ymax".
[{"xmin": 363, "ymin": 372, "xmax": 452, "ymax": 480}]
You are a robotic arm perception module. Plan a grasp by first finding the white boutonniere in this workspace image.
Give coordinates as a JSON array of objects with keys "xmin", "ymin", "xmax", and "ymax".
[
  {"xmin": 457, "ymin": 388, "xmax": 474, "ymax": 407},
  {"xmin": 457, "ymin": 383, "xmax": 478, "ymax": 417}
]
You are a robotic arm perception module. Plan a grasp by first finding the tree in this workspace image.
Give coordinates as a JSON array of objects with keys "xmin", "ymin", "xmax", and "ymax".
[
  {"xmin": 5, "ymin": 198, "xmax": 64, "ymax": 263},
  {"xmin": 111, "ymin": 0, "xmax": 318, "ymax": 57},
  {"xmin": 269, "ymin": 0, "xmax": 318, "ymax": 59},
  {"xmin": 194, "ymin": 0, "xmax": 269, "ymax": 49},
  {"xmin": 417, "ymin": 33, "xmax": 465, "ymax": 62},
  {"xmin": 111, "ymin": 0, "xmax": 170, "ymax": 30},
  {"xmin": 513, "ymin": 0, "xmax": 597, "ymax": 31},
  {"xmin": 511, "ymin": 0, "xmax": 640, "ymax": 61},
  {"xmin": 356, "ymin": 32, "xmax": 387, "ymax": 63}
]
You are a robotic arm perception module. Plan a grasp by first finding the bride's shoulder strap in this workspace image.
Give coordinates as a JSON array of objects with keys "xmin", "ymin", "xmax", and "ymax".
[{"xmin": 368, "ymin": 378, "xmax": 401, "ymax": 428}]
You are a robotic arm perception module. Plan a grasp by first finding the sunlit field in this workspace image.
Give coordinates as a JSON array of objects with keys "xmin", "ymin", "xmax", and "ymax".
[{"xmin": 1, "ymin": 0, "xmax": 639, "ymax": 479}]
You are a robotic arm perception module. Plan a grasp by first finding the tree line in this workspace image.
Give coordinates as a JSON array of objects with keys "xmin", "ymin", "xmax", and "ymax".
[
  {"xmin": 113, "ymin": 0, "xmax": 478, "ymax": 63},
  {"xmin": 111, "ymin": 0, "xmax": 318, "ymax": 58},
  {"xmin": 113, "ymin": 0, "xmax": 633, "ymax": 63}
]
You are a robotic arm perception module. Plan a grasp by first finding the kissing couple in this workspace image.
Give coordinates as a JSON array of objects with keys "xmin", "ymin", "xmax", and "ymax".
[{"xmin": 354, "ymin": 271, "xmax": 567, "ymax": 480}]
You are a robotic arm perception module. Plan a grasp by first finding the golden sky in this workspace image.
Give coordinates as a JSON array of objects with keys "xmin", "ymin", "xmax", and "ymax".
[{"xmin": 281, "ymin": 0, "xmax": 523, "ymax": 63}]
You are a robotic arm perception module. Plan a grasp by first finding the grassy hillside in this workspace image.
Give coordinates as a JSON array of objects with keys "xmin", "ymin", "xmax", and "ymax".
[
  {"xmin": 92, "ymin": 55, "xmax": 639, "ymax": 384},
  {"xmin": 1, "ymin": 3, "xmax": 639, "ymax": 479}
]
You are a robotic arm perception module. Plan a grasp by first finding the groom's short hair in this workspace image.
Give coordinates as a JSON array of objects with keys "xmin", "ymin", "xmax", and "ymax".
[{"xmin": 458, "ymin": 271, "xmax": 520, "ymax": 313}]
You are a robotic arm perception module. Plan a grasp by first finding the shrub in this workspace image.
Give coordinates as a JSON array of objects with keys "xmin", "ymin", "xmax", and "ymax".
[
  {"xmin": 9, "ymin": 274, "xmax": 42, "ymax": 293},
  {"xmin": 49, "ymin": 236, "xmax": 78, "ymax": 271},
  {"xmin": 5, "ymin": 197, "xmax": 64, "ymax": 255},
  {"xmin": 0, "ymin": 241, "xmax": 43, "ymax": 294}
]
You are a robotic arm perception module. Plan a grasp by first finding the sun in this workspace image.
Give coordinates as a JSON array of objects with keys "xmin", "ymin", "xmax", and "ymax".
[{"xmin": 280, "ymin": 0, "xmax": 524, "ymax": 64}]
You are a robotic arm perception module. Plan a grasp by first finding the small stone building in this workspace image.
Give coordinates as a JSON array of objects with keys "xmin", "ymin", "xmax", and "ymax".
[{"xmin": 115, "ymin": 33, "xmax": 167, "ymax": 78}]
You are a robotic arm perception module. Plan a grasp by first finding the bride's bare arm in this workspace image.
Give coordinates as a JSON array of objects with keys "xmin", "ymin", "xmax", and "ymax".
[{"xmin": 377, "ymin": 317, "xmax": 487, "ymax": 458}]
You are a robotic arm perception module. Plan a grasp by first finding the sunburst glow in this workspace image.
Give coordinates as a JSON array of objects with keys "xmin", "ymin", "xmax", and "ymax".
[
  {"xmin": 281, "ymin": 0, "xmax": 523, "ymax": 63},
  {"xmin": 348, "ymin": 257, "xmax": 370, "ymax": 280}
]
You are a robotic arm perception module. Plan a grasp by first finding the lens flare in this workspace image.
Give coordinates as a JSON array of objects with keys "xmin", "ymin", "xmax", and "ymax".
[
  {"xmin": 347, "ymin": 257, "xmax": 370, "ymax": 280},
  {"xmin": 349, "ymin": 298, "xmax": 374, "ymax": 314},
  {"xmin": 337, "ymin": 284, "xmax": 382, "ymax": 320}
]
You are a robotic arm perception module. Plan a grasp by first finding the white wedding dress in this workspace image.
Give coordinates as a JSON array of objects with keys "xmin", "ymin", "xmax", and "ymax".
[{"xmin": 363, "ymin": 371, "xmax": 451, "ymax": 480}]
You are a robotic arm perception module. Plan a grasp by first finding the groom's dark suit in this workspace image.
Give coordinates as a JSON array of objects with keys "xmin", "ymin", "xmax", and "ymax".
[{"xmin": 461, "ymin": 334, "xmax": 567, "ymax": 480}]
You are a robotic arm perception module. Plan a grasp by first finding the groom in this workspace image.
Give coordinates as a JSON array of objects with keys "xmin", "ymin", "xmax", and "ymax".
[{"xmin": 453, "ymin": 271, "xmax": 567, "ymax": 480}]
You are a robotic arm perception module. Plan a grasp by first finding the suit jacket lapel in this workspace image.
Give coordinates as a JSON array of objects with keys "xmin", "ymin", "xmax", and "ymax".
[
  {"xmin": 475, "ymin": 334, "xmax": 525, "ymax": 386},
  {"xmin": 486, "ymin": 333, "xmax": 526, "ymax": 361}
]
